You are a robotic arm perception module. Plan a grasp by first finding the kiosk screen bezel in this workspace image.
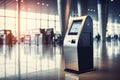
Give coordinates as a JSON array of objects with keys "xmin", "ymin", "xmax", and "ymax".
[{"xmin": 68, "ymin": 20, "xmax": 82, "ymax": 35}]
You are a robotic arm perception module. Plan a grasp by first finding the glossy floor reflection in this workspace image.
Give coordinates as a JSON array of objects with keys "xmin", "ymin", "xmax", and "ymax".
[{"xmin": 0, "ymin": 41, "xmax": 120, "ymax": 80}]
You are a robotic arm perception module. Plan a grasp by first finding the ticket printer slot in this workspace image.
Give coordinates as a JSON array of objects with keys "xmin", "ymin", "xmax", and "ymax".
[{"xmin": 71, "ymin": 39, "xmax": 76, "ymax": 43}]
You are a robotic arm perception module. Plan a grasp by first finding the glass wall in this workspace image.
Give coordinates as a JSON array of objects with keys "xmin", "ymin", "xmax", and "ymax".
[{"xmin": 0, "ymin": 9, "xmax": 60, "ymax": 37}]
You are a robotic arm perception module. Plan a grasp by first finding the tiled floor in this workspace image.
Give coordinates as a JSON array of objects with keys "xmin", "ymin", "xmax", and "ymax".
[{"xmin": 0, "ymin": 41, "xmax": 120, "ymax": 80}]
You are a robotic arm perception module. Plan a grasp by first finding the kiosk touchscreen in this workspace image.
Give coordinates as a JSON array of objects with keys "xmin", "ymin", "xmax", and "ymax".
[
  {"xmin": 63, "ymin": 16, "xmax": 93, "ymax": 74},
  {"xmin": 68, "ymin": 20, "xmax": 82, "ymax": 35}
]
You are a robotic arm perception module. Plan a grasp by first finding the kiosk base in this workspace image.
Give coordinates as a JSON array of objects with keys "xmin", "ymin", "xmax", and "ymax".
[{"xmin": 64, "ymin": 68, "xmax": 95, "ymax": 74}]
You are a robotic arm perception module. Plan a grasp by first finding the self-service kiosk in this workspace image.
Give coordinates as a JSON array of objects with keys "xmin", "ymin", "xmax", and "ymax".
[{"xmin": 63, "ymin": 16, "xmax": 93, "ymax": 74}]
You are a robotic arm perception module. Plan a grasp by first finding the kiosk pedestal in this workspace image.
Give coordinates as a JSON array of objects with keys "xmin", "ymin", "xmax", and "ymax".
[{"xmin": 63, "ymin": 16, "xmax": 93, "ymax": 74}]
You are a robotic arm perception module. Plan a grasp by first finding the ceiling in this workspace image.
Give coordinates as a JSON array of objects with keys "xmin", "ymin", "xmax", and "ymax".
[
  {"xmin": 0, "ymin": 0, "xmax": 120, "ymax": 22},
  {"xmin": 108, "ymin": 0, "xmax": 120, "ymax": 20},
  {"xmin": 0, "ymin": 0, "xmax": 57, "ymax": 14}
]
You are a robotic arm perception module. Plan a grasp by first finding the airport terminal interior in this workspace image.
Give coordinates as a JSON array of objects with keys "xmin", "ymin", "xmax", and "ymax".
[{"xmin": 0, "ymin": 0, "xmax": 120, "ymax": 80}]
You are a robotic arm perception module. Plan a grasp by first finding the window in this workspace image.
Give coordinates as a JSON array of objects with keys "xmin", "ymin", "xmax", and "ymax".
[
  {"xmin": 41, "ymin": 14, "xmax": 47, "ymax": 20},
  {"xmin": 49, "ymin": 14, "xmax": 55, "ymax": 20},
  {"xmin": 41, "ymin": 20, "xmax": 47, "ymax": 29},
  {"xmin": 6, "ymin": 10, "xmax": 15, "ymax": 17},
  {"xmin": 0, "ymin": 17, "xmax": 4, "ymax": 29},
  {"xmin": 49, "ymin": 21, "xmax": 54, "ymax": 28},
  {"xmin": 0, "ymin": 9, "xmax": 4, "ymax": 16}
]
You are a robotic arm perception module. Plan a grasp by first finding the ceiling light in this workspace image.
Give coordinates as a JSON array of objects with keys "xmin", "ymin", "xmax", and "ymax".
[
  {"xmin": 22, "ymin": 7, "xmax": 24, "ymax": 9},
  {"xmin": 21, "ymin": 0, "xmax": 24, "ymax": 2},
  {"xmin": 28, "ymin": 8, "xmax": 30, "ymax": 11},
  {"xmin": 111, "ymin": 0, "xmax": 114, "ymax": 2},
  {"xmin": 37, "ymin": 2, "xmax": 40, "ymax": 5},
  {"xmin": 46, "ymin": 4, "xmax": 49, "ymax": 6},
  {"xmin": 42, "ymin": 3, "xmax": 45, "ymax": 6},
  {"xmin": 90, "ymin": 9, "xmax": 93, "ymax": 11}
]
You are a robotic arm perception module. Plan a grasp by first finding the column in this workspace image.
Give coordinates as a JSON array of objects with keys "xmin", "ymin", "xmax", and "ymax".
[
  {"xmin": 57, "ymin": 0, "xmax": 71, "ymax": 39},
  {"xmin": 18, "ymin": 0, "xmax": 21, "ymax": 43},
  {"xmin": 77, "ymin": 0, "xmax": 88, "ymax": 16},
  {"xmin": 97, "ymin": 0, "xmax": 109, "ymax": 42}
]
